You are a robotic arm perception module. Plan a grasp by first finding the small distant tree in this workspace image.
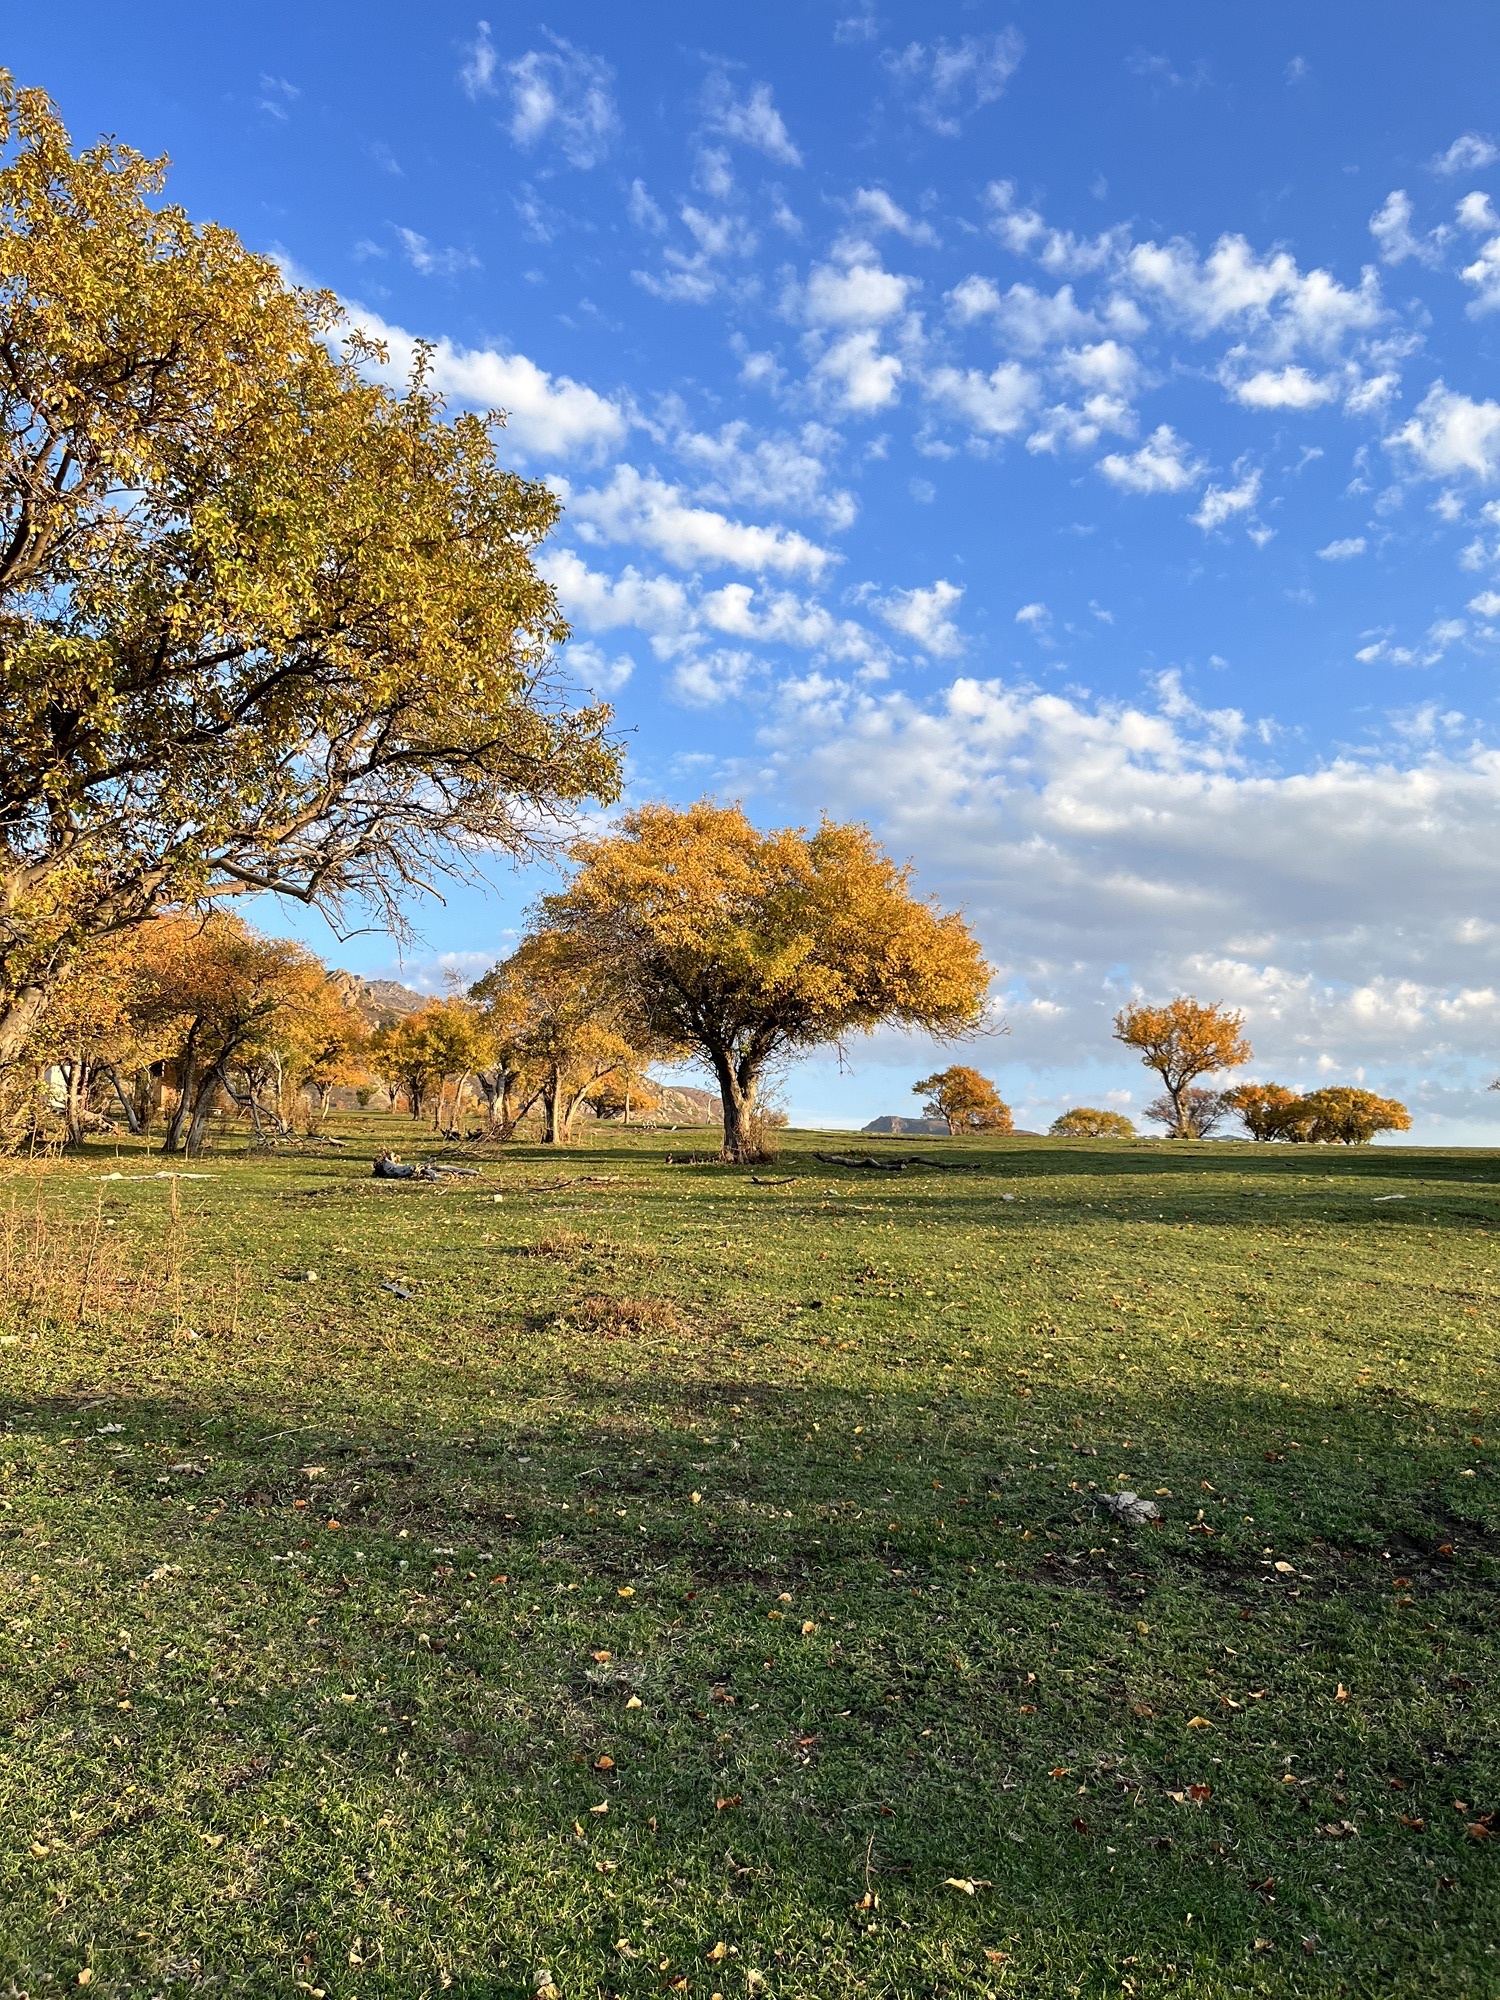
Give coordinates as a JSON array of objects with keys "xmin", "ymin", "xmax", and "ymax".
[
  {"xmin": 542, "ymin": 802, "xmax": 991, "ymax": 1162},
  {"xmin": 1223, "ymin": 1082, "xmax": 1306, "ymax": 1142},
  {"xmin": 1049, "ymin": 1107, "xmax": 1136, "ymax": 1139},
  {"xmin": 1299, "ymin": 1087, "xmax": 1412, "ymax": 1144},
  {"xmin": 1114, "ymin": 998, "xmax": 1251, "ymax": 1139},
  {"xmin": 1143, "ymin": 1087, "xmax": 1228, "ymax": 1138},
  {"xmin": 913, "ymin": 1065, "xmax": 1013, "ymax": 1135}
]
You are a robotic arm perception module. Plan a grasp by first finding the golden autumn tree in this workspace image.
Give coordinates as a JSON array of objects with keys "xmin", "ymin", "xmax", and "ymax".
[
  {"xmin": 1298, "ymin": 1086, "xmax": 1412, "ymax": 1144},
  {"xmin": 1113, "ymin": 997, "xmax": 1251, "ymax": 1139},
  {"xmin": 541, "ymin": 802, "xmax": 991, "ymax": 1162},
  {"xmin": 0, "ymin": 75, "xmax": 619, "ymax": 1066},
  {"xmin": 1049, "ymin": 1107, "xmax": 1136, "ymax": 1139},
  {"xmin": 912, "ymin": 1064, "xmax": 1013, "ymax": 1135},
  {"xmin": 1223, "ymin": 1081, "xmax": 1305, "ymax": 1141}
]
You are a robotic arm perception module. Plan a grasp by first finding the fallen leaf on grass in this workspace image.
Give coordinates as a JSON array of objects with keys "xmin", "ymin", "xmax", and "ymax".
[
  {"xmin": 801, "ymin": 1620, "xmax": 817, "ymax": 1634},
  {"xmin": 944, "ymin": 1877, "xmax": 992, "ymax": 1894},
  {"xmin": 985, "ymin": 1951, "xmax": 1010, "ymax": 1966},
  {"xmin": 1399, "ymin": 1815, "xmax": 1425, "ymax": 1830},
  {"xmin": 592, "ymin": 1650, "xmax": 612, "ymax": 1662},
  {"xmin": 715, "ymin": 1795, "xmax": 741, "ymax": 1811},
  {"xmin": 705, "ymin": 1942, "xmax": 728, "ymax": 1962},
  {"xmin": 589, "ymin": 1801, "xmax": 609, "ymax": 1815},
  {"xmin": 1186, "ymin": 1717, "xmax": 1213, "ymax": 1730},
  {"xmin": 617, "ymin": 1587, "xmax": 634, "ymax": 1598},
  {"xmin": 1335, "ymin": 1685, "xmax": 1350, "ymax": 1701},
  {"xmin": 594, "ymin": 1756, "xmax": 615, "ymax": 1771},
  {"xmin": 625, "ymin": 1695, "xmax": 642, "ymax": 1710}
]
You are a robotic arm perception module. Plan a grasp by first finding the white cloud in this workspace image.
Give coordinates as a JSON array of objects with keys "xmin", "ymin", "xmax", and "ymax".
[
  {"xmin": 1459, "ymin": 229, "xmax": 1500, "ymax": 315},
  {"xmin": 1127, "ymin": 233, "xmax": 1382, "ymax": 360},
  {"xmin": 460, "ymin": 20, "xmax": 498, "ymax": 98},
  {"xmin": 804, "ymin": 254, "xmax": 915, "ymax": 327},
  {"xmin": 1431, "ymin": 133, "xmax": 1500, "ymax": 176},
  {"xmin": 762, "ymin": 672, "xmax": 1500, "ymax": 1094},
  {"xmin": 563, "ymin": 639, "xmax": 635, "ymax": 692},
  {"xmin": 395, "ymin": 228, "xmax": 480, "ymax": 279},
  {"xmin": 671, "ymin": 648, "xmax": 760, "ymax": 706},
  {"xmin": 703, "ymin": 76, "xmax": 802, "ymax": 166},
  {"xmin": 1097, "ymin": 424, "xmax": 1204, "ymax": 494},
  {"xmin": 539, "ymin": 549, "xmax": 694, "ymax": 657},
  {"xmin": 1469, "ymin": 590, "xmax": 1500, "ymax": 617},
  {"xmin": 1015, "ymin": 601, "xmax": 1050, "ymax": 628},
  {"xmin": 698, "ymin": 581, "xmax": 891, "ymax": 671},
  {"xmin": 1191, "ymin": 466, "xmax": 1262, "ymax": 532},
  {"xmin": 986, "ymin": 182, "xmax": 1129, "ymax": 276},
  {"xmin": 925, "ymin": 361, "xmax": 1037, "ymax": 438},
  {"xmin": 500, "ymin": 36, "xmax": 620, "ymax": 168},
  {"xmin": 1318, "ymin": 536, "xmax": 1367, "ymax": 561},
  {"xmin": 851, "ymin": 187, "xmax": 940, "ymax": 246},
  {"xmin": 811, "ymin": 330, "xmax": 904, "ymax": 412},
  {"xmin": 871, "ymin": 579, "xmax": 966, "ymax": 657},
  {"xmin": 1227, "ymin": 364, "xmax": 1338, "ymax": 410},
  {"xmin": 627, "ymin": 179, "xmax": 668, "ymax": 234},
  {"xmin": 673, "ymin": 421, "xmax": 856, "ymax": 530},
  {"xmin": 1388, "ymin": 382, "xmax": 1500, "ymax": 483},
  {"xmin": 343, "ymin": 304, "xmax": 628, "ymax": 460},
  {"xmin": 1368, "ymin": 189, "xmax": 1451, "ymax": 268},
  {"xmin": 567, "ymin": 464, "xmax": 836, "ymax": 578},
  {"xmin": 885, "ymin": 31, "xmax": 1025, "ymax": 136}
]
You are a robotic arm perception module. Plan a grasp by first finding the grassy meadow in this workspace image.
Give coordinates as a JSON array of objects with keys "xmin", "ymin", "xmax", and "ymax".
[{"xmin": 0, "ymin": 1120, "xmax": 1496, "ymax": 1998}]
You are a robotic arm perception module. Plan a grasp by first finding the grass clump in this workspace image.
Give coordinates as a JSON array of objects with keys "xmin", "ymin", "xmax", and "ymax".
[{"xmin": 0, "ymin": 1120, "xmax": 1496, "ymax": 1997}]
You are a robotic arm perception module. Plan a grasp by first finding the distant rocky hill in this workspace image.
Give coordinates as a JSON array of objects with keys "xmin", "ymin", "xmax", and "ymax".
[
  {"xmin": 651, "ymin": 1084, "xmax": 721, "ymax": 1125},
  {"xmin": 329, "ymin": 971, "xmax": 431, "ymax": 1030},
  {"xmin": 863, "ymin": 1114, "xmax": 952, "ymax": 1135}
]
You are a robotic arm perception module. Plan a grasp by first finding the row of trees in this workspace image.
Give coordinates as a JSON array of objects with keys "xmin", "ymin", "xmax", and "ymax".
[{"xmin": 1049, "ymin": 1085, "xmax": 1411, "ymax": 1144}]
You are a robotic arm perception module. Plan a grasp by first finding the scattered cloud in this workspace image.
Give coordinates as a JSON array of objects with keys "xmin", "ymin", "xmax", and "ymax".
[
  {"xmin": 1368, "ymin": 189, "xmax": 1450, "ymax": 268},
  {"xmin": 851, "ymin": 187, "xmax": 939, "ymax": 246},
  {"xmin": 926, "ymin": 360, "xmax": 1038, "ymax": 440},
  {"xmin": 1318, "ymin": 536, "xmax": 1367, "ymax": 560},
  {"xmin": 1098, "ymin": 424, "xmax": 1204, "ymax": 494},
  {"xmin": 256, "ymin": 75, "xmax": 300, "ymax": 122},
  {"xmin": 1388, "ymin": 382, "xmax": 1500, "ymax": 484},
  {"xmin": 1015, "ymin": 600, "xmax": 1050, "ymax": 629},
  {"xmin": 395, "ymin": 228, "xmax": 480, "ymax": 279},
  {"xmin": 343, "ymin": 304, "xmax": 628, "ymax": 459},
  {"xmin": 871, "ymin": 578, "xmax": 966, "ymax": 657},
  {"xmin": 1430, "ymin": 133, "xmax": 1499, "ymax": 177},
  {"xmin": 811, "ymin": 330, "xmax": 905, "ymax": 412},
  {"xmin": 488, "ymin": 33, "xmax": 620, "ymax": 168},
  {"xmin": 1226, "ymin": 364, "xmax": 1338, "ymax": 410},
  {"xmin": 703, "ymin": 76, "xmax": 802, "ymax": 167},
  {"xmin": 564, "ymin": 639, "xmax": 635, "ymax": 692},
  {"xmin": 673, "ymin": 420, "xmax": 857, "ymax": 530},
  {"xmin": 884, "ymin": 30, "xmax": 1025, "ymax": 137},
  {"xmin": 1191, "ymin": 465, "xmax": 1262, "ymax": 533},
  {"xmin": 567, "ymin": 464, "xmax": 837, "ymax": 578}
]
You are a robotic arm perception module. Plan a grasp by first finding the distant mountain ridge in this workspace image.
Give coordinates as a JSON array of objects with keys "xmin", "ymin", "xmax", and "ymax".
[{"xmin": 329, "ymin": 971, "xmax": 431, "ymax": 1030}]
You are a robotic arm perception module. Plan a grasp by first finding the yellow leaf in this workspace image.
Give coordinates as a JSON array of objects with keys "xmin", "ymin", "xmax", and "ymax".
[
  {"xmin": 589, "ymin": 1801, "xmax": 609, "ymax": 1815},
  {"xmin": 625, "ymin": 1694, "xmax": 642, "ymax": 1710},
  {"xmin": 1186, "ymin": 1717, "xmax": 1213, "ymax": 1729},
  {"xmin": 801, "ymin": 1620, "xmax": 817, "ymax": 1635},
  {"xmin": 617, "ymin": 1586, "xmax": 634, "ymax": 1598},
  {"xmin": 945, "ymin": 1877, "xmax": 977, "ymax": 1894},
  {"xmin": 706, "ymin": 1942, "xmax": 728, "ymax": 1961}
]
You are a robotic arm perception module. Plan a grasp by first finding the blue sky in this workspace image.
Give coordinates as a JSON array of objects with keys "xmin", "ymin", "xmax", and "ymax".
[{"xmin": 19, "ymin": 2, "xmax": 1500, "ymax": 1134}]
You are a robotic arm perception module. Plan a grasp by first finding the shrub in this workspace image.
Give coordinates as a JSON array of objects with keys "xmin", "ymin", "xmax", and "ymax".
[{"xmin": 1049, "ymin": 1107, "xmax": 1136, "ymax": 1139}]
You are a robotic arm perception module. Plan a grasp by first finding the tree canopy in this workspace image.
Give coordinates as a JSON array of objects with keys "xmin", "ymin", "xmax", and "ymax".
[
  {"xmin": 1049, "ymin": 1107, "xmax": 1136, "ymax": 1139},
  {"xmin": 1114, "ymin": 997, "xmax": 1250, "ymax": 1139},
  {"xmin": 539, "ymin": 801, "xmax": 991, "ymax": 1160},
  {"xmin": 913, "ymin": 1065, "xmax": 1012, "ymax": 1135},
  {"xmin": 0, "ymin": 74, "xmax": 620, "ymax": 1063}
]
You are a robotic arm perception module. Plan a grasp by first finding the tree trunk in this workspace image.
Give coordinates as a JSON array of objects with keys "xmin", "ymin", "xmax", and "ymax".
[
  {"xmin": 0, "ymin": 985, "xmax": 50, "ymax": 1067},
  {"xmin": 183, "ymin": 1064, "xmax": 226, "ymax": 1158},
  {"xmin": 102, "ymin": 1066, "xmax": 145, "ymax": 1136},
  {"xmin": 163, "ymin": 1048, "xmax": 200, "ymax": 1154},
  {"xmin": 545, "ymin": 1066, "xmax": 566, "ymax": 1145},
  {"xmin": 63, "ymin": 1058, "xmax": 88, "ymax": 1148},
  {"xmin": 711, "ymin": 1048, "xmax": 759, "ymax": 1162}
]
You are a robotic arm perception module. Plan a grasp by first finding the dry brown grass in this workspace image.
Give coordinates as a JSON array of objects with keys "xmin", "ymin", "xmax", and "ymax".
[{"xmin": 563, "ymin": 1290, "xmax": 687, "ymax": 1339}]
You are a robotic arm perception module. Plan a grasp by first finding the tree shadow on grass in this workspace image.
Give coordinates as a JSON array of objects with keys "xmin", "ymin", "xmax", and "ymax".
[{"xmin": 2, "ymin": 1368, "xmax": 1497, "ymax": 1994}]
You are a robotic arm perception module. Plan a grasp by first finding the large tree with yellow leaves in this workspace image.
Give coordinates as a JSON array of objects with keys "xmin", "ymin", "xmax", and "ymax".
[
  {"xmin": 0, "ymin": 75, "xmax": 619, "ymax": 1064},
  {"xmin": 542, "ymin": 801, "xmax": 991, "ymax": 1161}
]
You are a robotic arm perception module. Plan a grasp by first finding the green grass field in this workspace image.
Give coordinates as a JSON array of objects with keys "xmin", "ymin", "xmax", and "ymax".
[{"xmin": 1, "ymin": 1122, "xmax": 1496, "ymax": 1999}]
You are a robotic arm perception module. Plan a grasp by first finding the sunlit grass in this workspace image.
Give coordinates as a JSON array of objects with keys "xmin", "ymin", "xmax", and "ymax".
[{"xmin": 0, "ymin": 1123, "xmax": 1496, "ymax": 1997}]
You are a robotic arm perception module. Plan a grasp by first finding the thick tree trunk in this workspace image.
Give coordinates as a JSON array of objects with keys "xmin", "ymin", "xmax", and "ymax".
[
  {"xmin": 183, "ymin": 1064, "xmax": 227, "ymax": 1158},
  {"xmin": 63, "ymin": 1057, "xmax": 92, "ymax": 1148},
  {"xmin": 0, "ymin": 985, "xmax": 49, "ymax": 1067},
  {"xmin": 544, "ymin": 1066, "xmax": 566, "ymax": 1145},
  {"xmin": 711, "ymin": 1048, "xmax": 759, "ymax": 1162}
]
